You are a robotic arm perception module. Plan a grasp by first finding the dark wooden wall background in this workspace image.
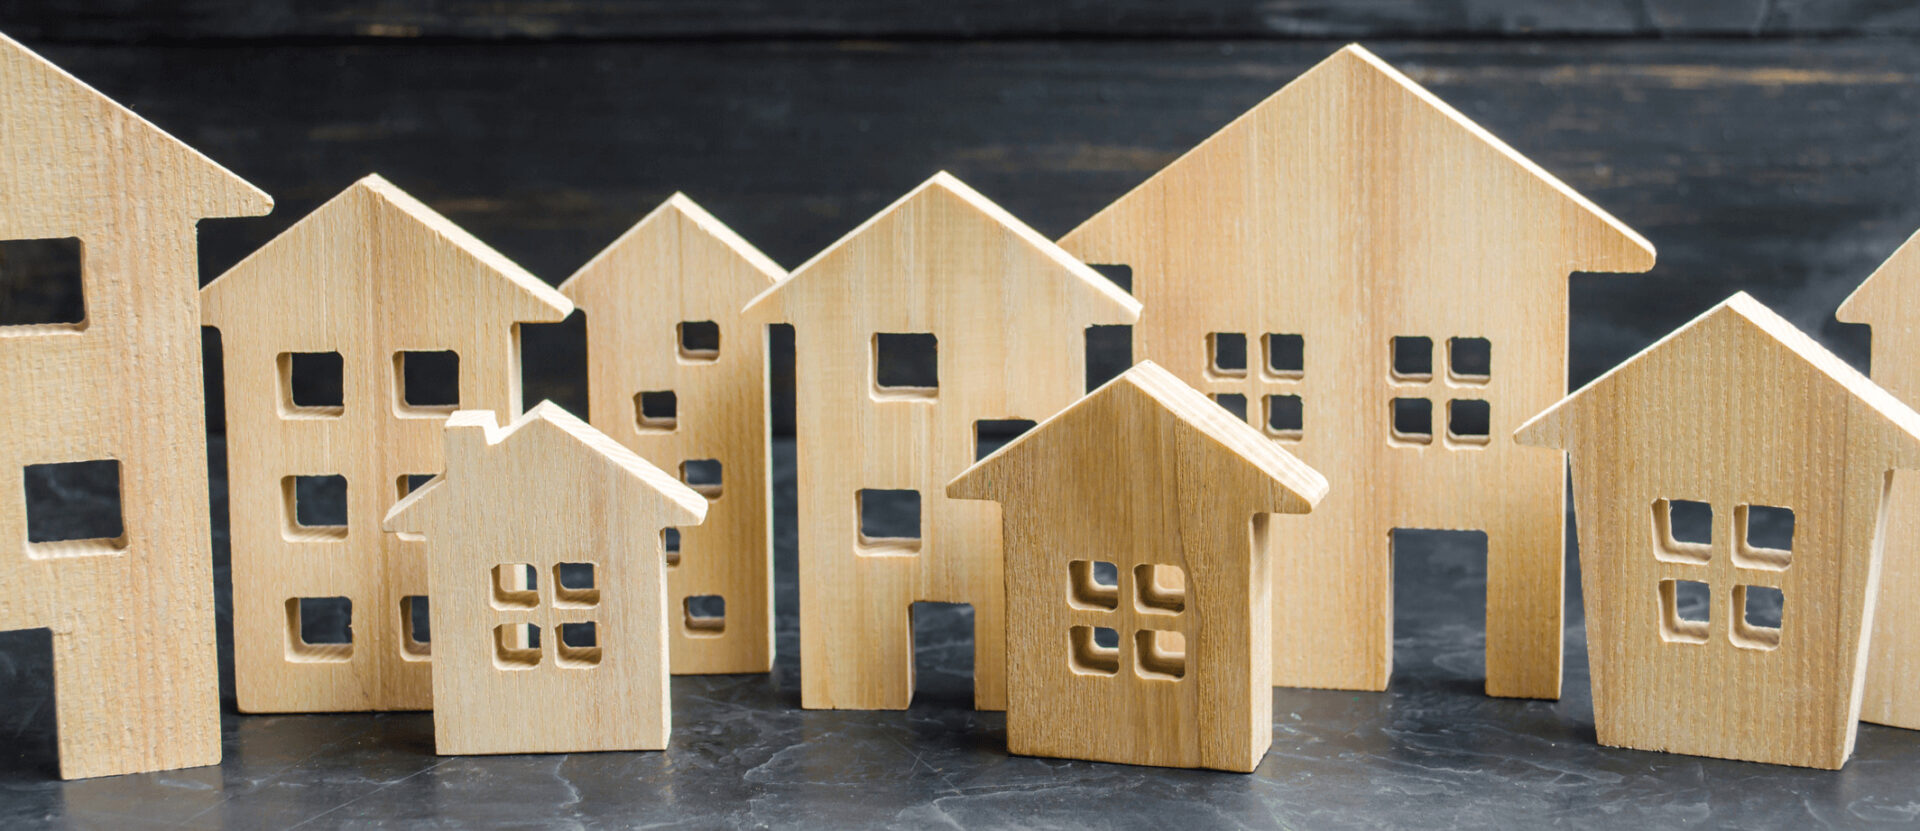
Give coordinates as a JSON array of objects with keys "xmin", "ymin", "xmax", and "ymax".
[{"xmin": 8, "ymin": 1, "xmax": 1920, "ymax": 434}]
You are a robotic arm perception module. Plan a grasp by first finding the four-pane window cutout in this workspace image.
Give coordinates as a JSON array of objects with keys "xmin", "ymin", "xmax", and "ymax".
[
  {"xmin": 1264, "ymin": 333, "xmax": 1304, "ymax": 379},
  {"xmin": 1069, "ymin": 625, "xmax": 1120, "ymax": 676},
  {"xmin": 23, "ymin": 459, "xmax": 126, "ymax": 556},
  {"xmin": 677, "ymin": 321, "xmax": 720, "ymax": 362},
  {"xmin": 684, "ymin": 595, "xmax": 726, "ymax": 636},
  {"xmin": 1391, "ymin": 336, "xmax": 1433, "ymax": 381},
  {"xmin": 285, "ymin": 597, "xmax": 354, "ymax": 662},
  {"xmin": 1265, "ymin": 394, "xmax": 1303, "ymax": 441},
  {"xmin": 492, "ymin": 563, "xmax": 539, "ymax": 609},
  {"xmin": 399, "ymin": 596, "xmax": 430, "ymax": 659},
  {"xmin": 1448, "ymin": 337, "xmax": 1491, "ymax": 382},
  {"xmin": 1206, "ymin": 333, "xmax": 1247, "ymax": 378},
  {"xmin": 277, "ymin": 351, "xmax": 345, "ymax": 417},
  {"xmin": 1134, "ymin": 629, "xmax": 1187, "ymax": 680},
  {"xmin": 557, "ymin": 621, "xmax": 602, "ymax": 667},
  {"xmin": 493, "ymin": 623, "xmax": 542, "ymax": 669},
  {"xmin": 1733, "ymin": 585, "xmax": 1783, "ymax": 651},
  {"xmin": 281, "ymin": 474, "xmax": 348, "ymax": 542},
  {"xmin": 1652, "ymin": 498, "xmax": 1712, "ymax": 564},
  {"xmin": 662, "ymin": 527, "xmax": 682, "ymax": 567},
  {"xmin": 393, "ymin": 349, "xmax": 460, "ymax": 414},
  {"xmin": 856, "ymin": 489, "xmax": 922, "ymax": 555},
  {"xmin": 635, "ymin": 390, "xmax": 678, "ymax": 432},
  {"xmin": 1735, "ymin": 504, "xmax": 1794, "ymax": 570},
  {"xmin": 555, "ymin": 562, "xmax": 599, "ymax": 607},
  {"xmin": 1390, "ymin": 398, "xmax": 1433, "ymax": 445},
  {"xmin": 1134, "ymin": 564, "xmax": 1187, "ymax": 614},
  {"xmin": 1659, "ymin": 578, "xmax": 1710, "ymax": 644},
  {"xmin": 680, "ymin": 459, "xmax": 723, "ymax": 499},
  {"xmin": 872, "ymin": 332, "xmax": 938, "ymax": 399},
  {"xmin": 1069, "ymin": 560, "xmax": 1120, "ymax": 611},
  {"xmin": 1447, "ymin": 399, "xmax": 1491, "ymax": 446},
  {"xmin": 0, "ymin": 237, "xmax": 86, "ymax": 331}
]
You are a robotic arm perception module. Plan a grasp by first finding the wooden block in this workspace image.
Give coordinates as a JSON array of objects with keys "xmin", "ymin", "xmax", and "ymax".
[
  {"xmin": 0, "ymin": 31, "xmax": 271, "ymax": 779},
  {"xmin": 559, "ymin": 194, "xmax": 783, "ymax": 675},
  {"xmin": 202, "ymin": 175, "xmax": 572, "ymax": 713},
  {"xmin": 1058, "ymin": 43, "xmax": 1657, "ymax": 700},
  {"xmin": 949, "ymin": 362, "xmax": 1326, "ymax": 771},
  {"xmin": 1837, "ymin": 230, "xmax": 1920, "ymax": 731},
  {"xmin": 1516, "ymin": 292, "xmax": 1920, "ymax": 769},
  {"xmin": 384, "ymin": 403, "xmax": 707, "ymax": 755},
  {"xmin": 742, "ymin": 172, "xmax": 1140, "ymax": 710}
]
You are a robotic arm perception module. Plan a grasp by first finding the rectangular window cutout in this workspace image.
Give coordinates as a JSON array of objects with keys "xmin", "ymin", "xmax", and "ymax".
[
  {"xmin": 1090, "ymin": 264, "xmax": 1133, "ymax": 294},
  {"xmin": 557, "ymin": 621, "xmax": 602, "ymax": 667},
  {"xmin": 680, "ymin": 459, "xmax": 723, "ymax": 499},
  {"xmin": 1390, "ymin": 398, "xmax": 1432, "ymax": 445},
  {"xmin": 1206, "ymin": 333, "xmax": 1247, "ymax": 378},
  {"xmin": 678, "ymin": 321, "xmax": 720, "ymax": 362},
  {"xmin": 1733, "ymin": 585, "xmax": 1783, "ymax": 651},
  {"xmin": 1652, "ymin": 498, "xmax": 1712, "ymax": 564},
  {"xmin": 1213, "ymin": 393, "xmax": 1248, "ymax": 422},
  {"xmin": 684, "ymin": 595, "xmax": 726, "ymax": 636},
  {"xmin": 281, "ymin": 475, "xmax": 348, "ymax": 542},
  {"xmin": 873, "ymin": 332, "xmax": 938, "ymax": 399},
  {"xmin": 23, "ymin": 459, "xmax": 126, "ymax": 556},
  {"xmin": 1134, "ymin": 564, "xmax": 1186, "ymax": 614},
  {"xmin": 1449, "ymin": 337, "xmax": 1491, "ymax": 382},
  {"xmin": 1447, "ymin": 399, "xmax": 1491, "ymax": 446},
  {"xmin": 1068, "ymin": 560, "xmax": 1120, "ymax": 611},
  {"xmin": 277, "ymin": 352, "xmax": 345, "ymax": 417},
  {"xmin": 555, "ymin": 562, "xmax": 599, "ymax": 607},
  {"xmin": 396, "ymin": 474, "xmax": 437, "ymax": 499},
  {"xmin": 1659, "ymin": 579, "xmax": 1710, "ymax": 644},
  {"xmin": 492, "ymin": 563, "xmax": 539, "ymax": 609},
  {"xmin": 975, "ymin": 419, "xmax": 1037, "ymax": 461},
  {"xmin": 662, "ymin": 527, "xmax": 682, "ymax": 567},
  {"xmin": 0, "ymin": 237, "xmax": 85, "ymax": 331},
  {"xmin": 393, "ymin": 350, "xmax": 460, "ymax": 414},
  {"xmin": 1391, "ymin": 336, "xmax": 1432, "ymax": 381},
  {"xmin": 1069, "ymin": 625, "xmax": 1120, "ymax": 676},
  {"xmin": 856, "ymin": 489, "xmax": 922, "ymax": 555},
  {"xmin": 1264, "ymin": 333, "xmax": 1304, "ymax": 379},
  {"xmin": 1085, "ymin": 324, "xmax": 1132, "ymax": 393},
  {"xmin": 493, "ymin": 623, "xmax": 541, "ymax": 669},
  {"xmin": 285, "ymin": 597, "xmax": 354, "ymax": 662},
  {"xmin": 635, "ymin": 390, "xmax": 678, "ymax": 432},
  {"xmin": 1735, "ymin": 504, "xmax": 1794, "ymax": 570},
  {"xmin": 1134, "ymin": 629, "xmax": 1187, "ymax": 681},
  {"xmin": 399, "ymin": 596, "xmax": 430, "ymax": 659},
  {"xmin": 1264, "ymin": 394, "xmax": 1303, "ymax": 441}
]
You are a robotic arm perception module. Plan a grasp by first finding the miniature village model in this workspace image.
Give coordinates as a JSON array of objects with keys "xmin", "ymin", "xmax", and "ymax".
[{"xmin": 0, "ymin": 33, "xmax": 272, "ymax": 779}]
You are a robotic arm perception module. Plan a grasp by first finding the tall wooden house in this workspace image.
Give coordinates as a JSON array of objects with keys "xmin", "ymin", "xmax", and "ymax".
[
  {"xmin": 559, "ymin": 194, "xmax": 783, "ymax": 675},
  {"xmin": 743, "ymin": 172, "xmax": 1141, "ymax": 710},
  {"xmin": 1518, "ymin": 293, "xmax": 1920, "ymax": 769},
  {"xmin": 1058, "ymin": 44, "xmax": 1657, "ymax": 699},
  {"xmin": 0, "ymin": 33, "xmax": 272, "ymax": 778},
  {"xmin": 202, "ymin": 175, "xmax": 573, "ymax": 713},
  {"xmin": 950, "ymin": 362, "xmax": 1327, "ymax": 771}
]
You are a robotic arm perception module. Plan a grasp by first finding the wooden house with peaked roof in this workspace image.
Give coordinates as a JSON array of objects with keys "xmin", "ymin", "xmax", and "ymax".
[
  {"xmin": 742, "ymin": 172, "xmax": 1141, "ymax": 710},
  {"xmin": 950, "ymin": 362, "xmax": 1326, "ymax": 772},
  {"xmin": 559, "ymin": 194, "xmax": 783, "ymax": 675},
  {"xmin": 0, "ymin": 32, "xmax": 271, "ymax": 778},
  {"xmin": 385, "ymin": 403, "xmax": 706, "ymax": 755},
  {"xmin": 203, "ymin": 174, "xmax": 572, "ymax": 714},
  {"xmin": 1517, "ymin": 293, "xmax": 1920, "ymax": 769},
  {"xmin": 1059, "ymin": 43, "xmax": 1657, "ymax": 700}
]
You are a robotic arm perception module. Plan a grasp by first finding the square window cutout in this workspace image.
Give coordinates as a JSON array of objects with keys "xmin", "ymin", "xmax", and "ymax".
[
  {"xmin": 680, "ymin": 459, "xmax": 723, "ymax": 499},
  {"xmin": 278, "ymin": 351, "xmax": 344, "ymax": 417},
  {"xmin": 0, "ymin": 237, "xmax": 85, "ymax": 330},
  {"xmin": 396, "ymin": 474, "xmax": 437, "ymax": 499},
  {"xmin": 684, "ymin": 595, "xmax": 726, "ymax": 636},
  {"xmin": 393, "ymin": 350, "xmax": 460, "ymax": 413},
  {"xmin": 1653, "ymin": 498, "xmax": 1712, "ymax": 564},
  {"xmin": 1134, "ymin": 564, "xmax": 1186, "ymax": 614},
  {"xmin": 492, "ymin": 563, "xmax": 539, "ymax": 609},
  {"xmin": 662, "ymin": 527, "xmax": 682, "ymax": 567},
  {"xmin": 873, "ymin": 333, "xmax": 938, "ymax": 398},
  {"xmin": 281, "ymin": 475, "xmax": 348, "ymax": 542},
  {"xmin": 678, "ymin": 321, "xmax": 721, "ymax": 362},
  {"xmin": 1068, "ymin": 560, "xmax": 1120, "ymax": 611},
  {"xmin": 557, "ymin": 621, "xmax": 602, "ymax": 667},
  {"xmin": 1733, "ymin": 585, "xmax": 1783, "ymax": 650},
  {"xmin": 493, "ymin": 623, "xmax": 542, "ymax": 669},
  {"xmin": 1206, "ymin": 333, "xmax": 1247, "ymax": 377},
  {"xmin": 555, "ymin": 562, "xmax": 599, "ymax": 607},
  {"xmin": 1659, "ymin": 579, "xmax": 1709, "ymax": 644},
  {"xmin": 285, "ymin": 597, "xmax": 354, "ymax": 662},
  {"xmin": 1447, "ymin": 399, "xmax": 1491, "ymax": 446},
  {"xmin": 1069, "ymin": 625, "xmax": 1120, "ymax": 676},
  {"xmin": 1135, "ymin": 629, "xmax": 1187, "ymax": 680},
  {"xmin": 1449, "ymin": 337, "xmax": 1491, "ymax": 381},
  {"xmin": 1213, "ymin": 393, "xmax": 1248, "ymax": 422},
  {"xmin": 1736, "ymin": 504, "xmax": 1793, "ymax": 570},
  {"xmin": 857, "ymin": 489, "xmax": 922, "ymax": 555},
  {"xmin": 1392, "ymin": 336, "xmax": 1433, "ymax": 380},
  {"xmin": 636, "ymin": 390, "xmax": 677, "ymax": 432},
  {"xmin": 399, "ymin": 596, "xmax": 430, "ymax": 658},
  {"xmin": 23, "ymin": 459, "xmax": 125, "ymax": 556},
  {"xmin": 1265, "ymin": 333, "xmax": 1304, "ymax": 378},
  {"xmin": 1390, "ymin": 398, "xmax": 1432, "ymax": 444},
  {"xmin": 975, "ymin": 419, "xmax": 1037, "ymax": 461},
  {"xmin": 1265, "ymin": 395, "xmax": 1303, "ymax": 440}
]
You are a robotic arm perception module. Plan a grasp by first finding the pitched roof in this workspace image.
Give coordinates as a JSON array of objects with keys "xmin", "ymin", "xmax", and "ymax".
[
  {"xmin": 0, "ymin": 32, "xmax": 270, "ymax": 218},
  {"xmin": 1836, "ymin": 228, "xmax": 1920, "ymax": 327},
  {"xmin": 559, "ymin": 193, "xmax": 785, "ymax": 300},
  {"xmin": 948, "ymin": 361, "xmax": 1327, "ymax": 514}
]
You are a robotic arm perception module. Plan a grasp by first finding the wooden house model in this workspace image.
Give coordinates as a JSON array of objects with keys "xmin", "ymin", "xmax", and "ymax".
[
  {"xmin": 384, "ymin": 403, "xmax": 705, "ymax": 755},
  {"xmin": 0, "ymin": 32, "xmax": 271, "ymax": 778},
  {"xmin": 559, "ymin": 194, "xmax": 783, "ymax": 675},
  {"xmin": 1057, "ymin": 43, "xmax": 1658, "ymax": 700},
  {"xmin": 202, "ymin": 174, "xmax": 573, "ymax": 713},
  {"xmin": 1517, "ymin": 293, "xmax": 1920, "ymax": 769},
  {"xmin": 950, "ymin": 362, "xmax": 1327, "ymax": 771},
  {"xmin": 742, "ymin": 172, "xmax": 1141, "ymax": 710}
]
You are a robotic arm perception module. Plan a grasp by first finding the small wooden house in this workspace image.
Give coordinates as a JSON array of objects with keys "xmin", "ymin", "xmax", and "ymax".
[
  {"xmin": 384, "ymin": 403, "xmax": 707, "ymax": 755},
  {"xmin": 950, "ymin": 362, "xmax": 1326, "ymax": 771},
  {"xmin": 742, "ymin": 172, "xmax": 1141, "ymax": 710},
  {"xmin": 1517, "ymin": 293, "xmax": 1920, "ymax": 769},
  {"xmin": 202, "ymin": 175, "xmax": 573, "ymax": 713},
  {"xmin": 0, "ymin": 32, "xmax": 271, "ymax": 778},
  {"xmin": 559, "ymin": 195, "xmax": 784, "ymax": 675},
  {"xmin": 1058, "ymin": 43, "xmax": 1657, "ymax": 699}
]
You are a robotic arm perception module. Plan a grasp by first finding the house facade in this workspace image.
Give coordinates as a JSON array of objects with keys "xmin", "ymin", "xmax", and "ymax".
[
  {"xmin": 1517, "ymin": 294, "xmax": 1920, "ymax": 768},
  {"xmin": 1058, "ymin": 44, "xmax": 1657, "ymax": 699},
  {"xmin": 743, "ymin": 172, "xmax": 1141, "ymax": 710},
  {"xmin": 202, "ymin": 175, "xmax": 572, "ymax": 713},
  {"xmin": 0, "ymin": 33, "xmax": 272, "ymax": 778},
  {"xmin": 559, "ymin": 194, "xmax": 783, "ymax": 675}
]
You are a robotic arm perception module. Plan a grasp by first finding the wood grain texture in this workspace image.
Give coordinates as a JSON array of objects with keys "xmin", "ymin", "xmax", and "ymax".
[
  {"xmin": 1517, "ymin": 293, "xmax": 1920, "ymax": 769},
  {"xmin": 202, "ymin": 174, "xmax": 572, "ymax": 713},
  {"xmin": 384, "ymin": 404, "xmax": 707, "ymax": 755},
  {"xmin": 559, "ymin": 195, "xmax": 783, "ymax": 675},
  {"xmin": 1059, "ymin": 44, "xmax": 1655, "ymax": 699},
  {"xmin": 0, "ymin": 32, "xmax": 270, "ymax": 778},
  {"xmin": 950, "ymin": 362, "xmax": 1326, "ymax": 771},
  {"xmin": 743, "ymin": 172, "xmax": 1139, "ymax": 710}
]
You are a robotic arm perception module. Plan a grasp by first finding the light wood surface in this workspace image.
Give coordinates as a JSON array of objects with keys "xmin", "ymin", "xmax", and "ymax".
[
  {"xmin": 1058, "ymin": 43, "xmax": 1657, "ymax": 699},
  {"xmin": 743, "ymin": 172, "xmax": 1140, "ymax": 710},
  {"xmin": 0, "ymin": 31, "xmax": 270, "ymax": 779},
  {"xmin": 1517, "ymin": 293, "xmax": 1920, "ymax": 769},
  {"xmin": 950, "ymin": 362, "xmax": 1326, "ymax": 771},
  {"xmin": 203, "ymin": 174, "xmax": 572, "ymax": 713},
  {"xmin": 559, "ymin": 194, "xmax": 782, "ymax": 675},
  {"xmin": 1837, "ymin": 231, "xmax": 1920, "ymax": 731},
  {"xmin": 384, "ymin": 403, "xmax": 707, "ymax": 755}
]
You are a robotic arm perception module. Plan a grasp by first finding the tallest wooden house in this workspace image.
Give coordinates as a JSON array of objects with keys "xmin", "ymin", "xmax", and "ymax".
[
  {"xmin": 0, "ymin": 32, "xmax": 271, "ymax": 777},
  {"xmin": 1060, "ymin": 44, "xmax": 1657, "ymax": 698}
]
